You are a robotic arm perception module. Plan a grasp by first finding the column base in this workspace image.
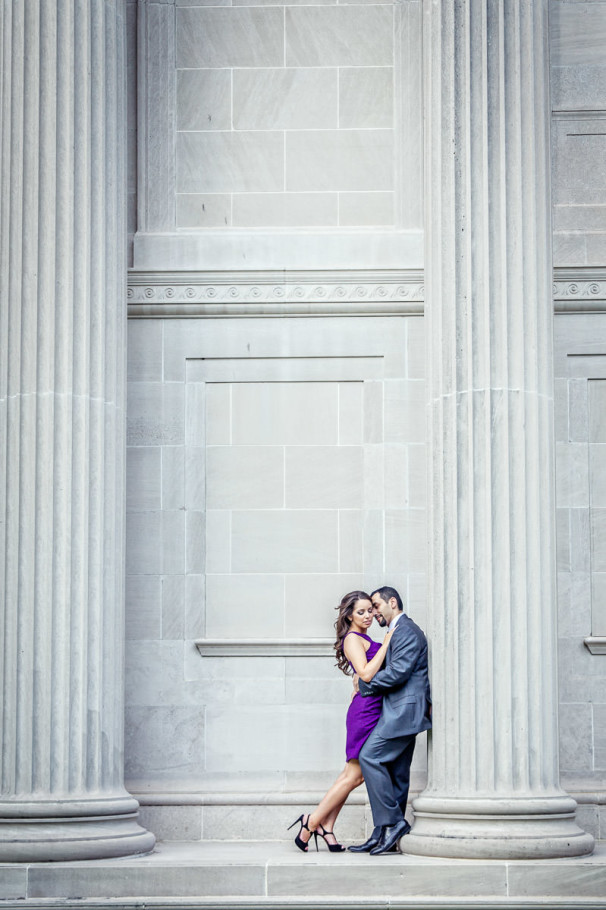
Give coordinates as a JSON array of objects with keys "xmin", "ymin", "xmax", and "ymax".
[
  {"xmin": 403, "ymin": 794, "xmax": 595, "ymax": 860},
  {"xmin": 0, "ymin": 796, "xmax": 156, "ymax": 862}
]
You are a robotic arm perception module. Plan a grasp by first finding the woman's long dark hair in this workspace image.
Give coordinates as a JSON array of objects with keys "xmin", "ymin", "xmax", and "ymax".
[{"xmin": 334, "ymin": 590, "xmax": 371, "ymax": 676}]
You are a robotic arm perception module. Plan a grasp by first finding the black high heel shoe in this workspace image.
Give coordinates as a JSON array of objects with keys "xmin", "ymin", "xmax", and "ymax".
[
  {"xmin": 287, "ymin": 814, "xmax": 317, "ymax": 852},
  {"xmin": 315, "ymin": 823, "xmax": 346, "ymax": 852}
]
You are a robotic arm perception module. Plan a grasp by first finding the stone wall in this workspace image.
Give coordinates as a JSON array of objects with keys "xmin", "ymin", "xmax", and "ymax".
[{"xmin": 124, "ymin": 0, "xmax": 606, "ymax": 842}]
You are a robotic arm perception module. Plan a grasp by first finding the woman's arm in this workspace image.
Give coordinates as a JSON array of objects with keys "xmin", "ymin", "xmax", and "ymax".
[{"xmin": 343, "ymin": 631, "xmax": 393, "ymax": 682}]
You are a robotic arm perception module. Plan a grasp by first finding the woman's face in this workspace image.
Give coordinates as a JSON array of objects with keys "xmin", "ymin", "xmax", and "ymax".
[{"xmin": 349, "ymin": 598, "xmax": 374, "ymax": 631}]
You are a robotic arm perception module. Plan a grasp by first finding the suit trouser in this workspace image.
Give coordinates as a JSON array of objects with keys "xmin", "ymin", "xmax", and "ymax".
[{"xmin": 359, "ymin": 730, "xmax": 416, "ymax": 828}]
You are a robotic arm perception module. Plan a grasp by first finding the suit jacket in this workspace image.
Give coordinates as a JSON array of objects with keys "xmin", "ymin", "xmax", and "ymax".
[{"xmin": 358, "ymin": 613, "xmax": 431, "ymax": 740}]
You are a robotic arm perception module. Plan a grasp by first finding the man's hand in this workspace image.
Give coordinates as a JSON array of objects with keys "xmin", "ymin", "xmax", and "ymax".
[{"xmin": 352, "ymin": 673, "xmax": 360, "ymax": 694}]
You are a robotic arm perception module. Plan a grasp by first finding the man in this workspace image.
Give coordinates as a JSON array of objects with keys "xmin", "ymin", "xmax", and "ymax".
[{"xmin": 349, "ymin": 586, "xmax": 431, "ymax": 856}]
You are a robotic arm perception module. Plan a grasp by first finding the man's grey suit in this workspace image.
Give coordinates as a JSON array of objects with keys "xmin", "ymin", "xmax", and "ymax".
[{"xmin": 358, "ymin": 613, "xmax": 431, "ymax": 828}]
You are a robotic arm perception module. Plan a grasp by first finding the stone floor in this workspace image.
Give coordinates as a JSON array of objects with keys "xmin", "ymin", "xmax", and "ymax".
[{"xmin": 1, "ymin": 840, "xmax": 606, "ymax": 910}]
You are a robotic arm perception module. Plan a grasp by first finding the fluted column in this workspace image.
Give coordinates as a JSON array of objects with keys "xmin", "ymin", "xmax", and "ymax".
[
  {"xmin": 0, "ymin": 1, "xmax": 154, "ymax": 860},
  {"xmin": 404, "ymin": 0, "xmax": 594, "ymax": 859}
]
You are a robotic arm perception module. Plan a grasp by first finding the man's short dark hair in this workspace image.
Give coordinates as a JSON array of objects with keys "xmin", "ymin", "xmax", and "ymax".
[{"xmin": 371, "ymin": 586, "xmax": 404, "ymax": 612}]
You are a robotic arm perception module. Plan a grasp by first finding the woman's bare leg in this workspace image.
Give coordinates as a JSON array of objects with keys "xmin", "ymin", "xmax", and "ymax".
[
  {"xmin": 296, "ymin": 762, "xmax": 364, "ymax": 846},
  {"xmin": 306, "ymin": 761, "xmax": 364, "ymax": 836}
]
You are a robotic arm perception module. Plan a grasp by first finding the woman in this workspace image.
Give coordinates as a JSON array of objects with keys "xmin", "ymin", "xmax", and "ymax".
[{"xmin": 288, "ymin": 590, "xmax": 393, "ymax": 852}]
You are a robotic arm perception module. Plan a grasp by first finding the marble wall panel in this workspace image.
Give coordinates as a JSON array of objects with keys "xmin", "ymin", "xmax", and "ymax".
[
  {"xmin": 338, "ymin": 382, "xmax": 364, "ymax": 446},
  {"xmin": 339, "ymin": 510, "xmax": 364, "ymax": 573},
  {"xmin": 553, "ymin": 123, "xmax": 606, "ymax": 207},
  {"xmin": 552, "ymin": 65, "xmax": 606, "ymax": 111},
  {"xmin": 285, "ymin": 129, "xmax": 393, "ymax": 192},
  {"xmin": 137, "ymin": 806, "xmax": 203, "ymax": 842},
  {"xmin": 558, "ymin": 572, "xmax": 592, "ymax": 638},
  {"xmin": 231, "ymin": 510, "xmax": 339, "ymax": 573},
  {"xmin": 231, "ymin": 382, "xmax": 339, "ymax": 445},
  {"xmin": 285, "ymin": 446, "xmax": 364, "ymax": 509},
  {"xmin": 385, "ymin": 509, "xmax": 426, "ymax": 574},
  {"xmin": 589, "ymin": 380, "xmax": 606, "ymax": 442},
  {"xmin": 205, "ymin": 574, "xmax": 285, "ymax": 638},
  {"xmin": 206, "ymin": 446, "xmax": 284, "ymax": 509},
  {"xmin": 363, "ymin": 443, "xmax": 385, "ymax": 510},
  {"xmin": 231, "ymin": 192, "xmax": 338, "ymax": 228},
  {"xmin": 127, "ymin": 382, "xmax": 185, "ymax": 446},
  {"xmin": 163, "ymin": 575, "xmax": 186, "ymax": 640},
  {"xmin": 185, "ymin": 573, "xmax": 205, "ymax": 638},
  {"xmin": 177, "ymin": 70, "xmax": 231, "ymax": 131},
  {"xmin": 339, "ymin": 192, "xmax": 395, "ymax": 227},
  {"xmin": 550, "ymin": 1, "xmax": 606, "ymax": 68},
  {"xmin": 285, "ymin": 705, "xmax": 346, "ymax": 770},
  {"xmin": 591, "ymin": 509, "xmax": 606, "ymax": 572},
  {"xmin": 589, "ymin": 445, "xmax": 606, "ymax": 506},
  {"xmin": 591, "ymin": 573, "xmax": 606, "ymax": 635},
  {"xmin": 384, "ymin": 379, "xmax": 426, "ymax": 443},
  {"xmin": 285, "ymin": 6, "xmax": 393, "ymax": 67},
  {"xmin": 177, "ymin": 7, "xmax": 284, "ymax": 68},
  {"xmin": 162, "ymin": 446, "xmax": 185, "ymax": 510},
  {"xmin": 127, "ymin": 446, "xmax": 162, "ymax": 510},
  {"xmin": 205, "ymin": 383, "xmax": 230, "ymax": 446},
  {"xmin": 362, "ymin": 509, "xmax": 385, "ymax": 578},
  {"xmin": 384, "ymin": 444, "xmax": 408, "ymax": 510},
  {"xmin": 363, "ymin": 381, "xmax": 384, "ymax": 444},
  {"xmin": 126, "ymin": 511, "xmax": 185, "ymax": 575},
  {"xmin": 186, "ymin": 510, "xmax": 206, "ymax": 574},
  {"xmin": 338, "ymin": 67, "xmax": 393, "ymax": 129},
  {"xmin": 593, "ymin": 704, "xmax": 606, "ymax": 770},
  {"xmin": 556, "ymin": 442, "xmax": 590, "ymax": 507},
  {"xmin": 205, "ymin": 706, "xmax": 287, "ymax": 771},
  {"xmin": 205, "ymin": 510, "xmax": 231, "ymax": 574},
  {"xmin": 125, "ymin": 705, "xmax": 205, "ymax": 781},
  {"xmin": 126, "ymin": 575, "xmax": 162, "ymax": 641},
  {"xmin": 185, "ymin": 447, "xmax": 205, "ymax": 511},
  {"xmin": 176, "ymin": 194, "xmax": 232, "ymax": 229},
  {"xmin": 559, "ymin": 703, "xmax": 594, "ymax": 774},
  {"xmin": 178, "ymin": 132, "xmax": 284, "ymax": 194},
  {"xmin": 127, "ymin": 321, "xmax": 163, "ymax": 382},
  {"xmin": 569, "ymin": 379, "xmax": 588, "ymax": 442},
  {"xmin": 283, "ymin": 573, "xmax": 366, "ymax": 637},
  {"xmin": 233, "ymin": 68, "xmax": 338, "ymax": 130}
]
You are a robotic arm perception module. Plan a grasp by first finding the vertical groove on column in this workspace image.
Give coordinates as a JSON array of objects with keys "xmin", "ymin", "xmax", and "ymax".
[
  {"xmin": 51, "ymin": 0, "xmax": 74, "ymax": 797},
  {"xmin": 0, "ymin": 0, "xmax": 154, "ymax": 861}
]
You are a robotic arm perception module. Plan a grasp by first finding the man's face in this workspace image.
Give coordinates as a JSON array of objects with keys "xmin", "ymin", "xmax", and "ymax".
[{"xmin": 371, "ymin": 593, "xmax": 392, "ymax": 627}]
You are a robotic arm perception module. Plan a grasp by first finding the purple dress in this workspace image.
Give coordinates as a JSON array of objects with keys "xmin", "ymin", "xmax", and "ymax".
[{"xmin": 344, "ymin": 631, "xmax": 383, "ymax": 761}]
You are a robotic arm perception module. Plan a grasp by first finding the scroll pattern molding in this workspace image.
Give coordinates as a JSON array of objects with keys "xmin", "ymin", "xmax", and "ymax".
[
  {"xmin": 127, "ymin": 268, "xmax": 606, "ymax": 316},
  {"xmin": 127, "ymin": 269, "xmax": 424, "ymax": 316},
  {"xmin": 553, "ymin": 268, "xmax": 606, "ymax": 312}
]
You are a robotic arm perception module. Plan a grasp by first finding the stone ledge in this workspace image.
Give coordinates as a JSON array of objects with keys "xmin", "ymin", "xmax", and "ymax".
[
  {"xmin": 1, "ymin": 840, "xmax": 605, "ymax": 910},
  {"xmin": 194, "ymin": 639, "xmax": 334, "ymax": 658}
]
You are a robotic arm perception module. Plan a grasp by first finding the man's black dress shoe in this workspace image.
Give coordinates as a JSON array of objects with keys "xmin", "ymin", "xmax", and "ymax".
[
  {"xmin": 369, "ymin": 818, "xmax": 411, "ymax": 855},
  {"xmin": 348, "ymin": 827, "xmax": 383, "ymax": 853}
]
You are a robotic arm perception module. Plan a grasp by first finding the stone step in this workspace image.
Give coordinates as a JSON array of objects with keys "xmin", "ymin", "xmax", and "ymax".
[{"xmin": 1, "ymin": 840, "xmax": 606, "ymax": 910}]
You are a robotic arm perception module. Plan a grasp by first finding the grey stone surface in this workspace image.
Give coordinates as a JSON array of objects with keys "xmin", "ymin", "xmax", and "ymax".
[
  {"xmin": 177, "ymin": 7, "xmax": 284, "ymax": 68},
  {"xmin": 285, "ymin": 5, "xmax": 393, "ymax": 67},
  {"xmin": 177, "ymin": 70, "xmax": 231, "ymax": 131},
  {"xmin": 232, "ymin": 192, "xmax": 339, "ymax": 228},
  {"xmin": 508, "ymin": 862, "xmax": 606, "ymax": 898},
  {"xmin": 178, "ymin": 132, "xmax": 284, "ymax": 194},
  {"xmin": 233, "ymin": 68, "xmax": 338, "ymax": 130},
  {"xmin": 339, "ymin": 191, "xmax": 395, "ymax": 227},
  {"xmin": 285, "ymin": 129, "xmax": 393, "ymax": 192},
  {"xmin": 338, "ymin": 67, "xmax": 393, "ymax": 129}
]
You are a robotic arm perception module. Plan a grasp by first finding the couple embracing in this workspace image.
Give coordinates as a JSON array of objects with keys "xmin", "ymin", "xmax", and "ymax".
[{"xmin": 289, "ymin": 586, "xmax": 431, "ymax": 856}]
